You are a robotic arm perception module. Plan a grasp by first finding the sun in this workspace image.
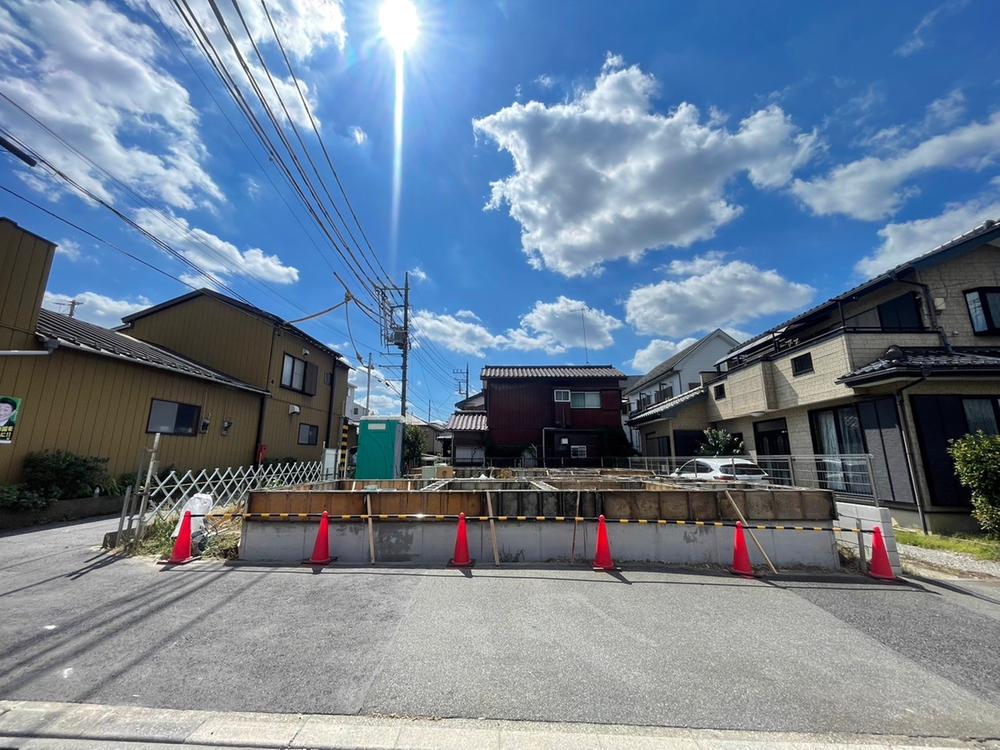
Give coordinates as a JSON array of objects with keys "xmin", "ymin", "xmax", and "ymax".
[{"xmin": 379, "ymin": 0, "xmax": 420, "ymax": 54}]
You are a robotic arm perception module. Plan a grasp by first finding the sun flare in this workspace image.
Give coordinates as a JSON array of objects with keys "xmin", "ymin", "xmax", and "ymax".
[{"xmin": 379, "ymin": 0, "xmax": 419, "ymax": 54}]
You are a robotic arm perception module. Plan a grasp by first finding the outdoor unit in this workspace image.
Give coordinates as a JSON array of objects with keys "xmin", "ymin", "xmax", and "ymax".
[{"xmin": 355, "ymin": 415, "xmax": 404, "ymax": 480}]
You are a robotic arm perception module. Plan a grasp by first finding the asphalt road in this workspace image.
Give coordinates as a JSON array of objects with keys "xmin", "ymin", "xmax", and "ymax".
[{"xmin": 2, "ymin": 517, "xmax": 1000, "ymax": 740}]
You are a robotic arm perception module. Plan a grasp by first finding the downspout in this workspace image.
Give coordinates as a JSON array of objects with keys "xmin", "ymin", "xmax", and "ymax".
[
  {"xmin": 894, "ymin": 370, "xmax": 930, "ymax": 534},
  {"xmin": 254, "ymin": 326, "xmax": 278, "ymax": 466},
  {"xmin": 891, "ymin": 274, "xmax": 951, "ymax": 352}
]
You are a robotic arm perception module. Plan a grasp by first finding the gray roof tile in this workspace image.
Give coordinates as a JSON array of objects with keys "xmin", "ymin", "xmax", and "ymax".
[
  {"xmin": 481, "ymin": 365, "xmax": 624, "ymax": 379},
  {"xmin": 445, "ymin": 411, "xmax": 488, "ymax": 431}
]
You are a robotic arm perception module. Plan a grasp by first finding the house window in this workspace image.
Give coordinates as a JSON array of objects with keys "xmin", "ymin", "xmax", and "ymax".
[
  {"xmin": 297, "ymin": 423, "xmax": 319, "ymax": 445},
  {"xmin": 554, "ymin": 389, "xmax": 570, "ymax": 402},
  {"xmin": 809, "ymin": 405, "xmax": 865, "ymax": 455},
  {"xmin": 281, "ymin": 353, "xmax": 318, "ymax": 395},
  {"xmin": 654, "ymin": 385, "xmax": 674, "ymax": 403},
  {"xmin": 964, "ymin": 289, "xmax": 1000, "ymax": 334},
  {"xmin": 962, "ymin": 398, "xmax": 999, "ymax": 435},
  {"xmin": 877, "ymin": 293, "xmax": 923, "ymax": 331},
  {"xmin": 570, "ymin": 391, "xmax": 600, "ymax": 409},
  {"xmin": 570, "ymin": 445, "xmax": 587, "ymax": 458},
  {"xmin": 791, "ymin": 352, "xmax": 814, "ymax": 376},
  {"xmin": 147, "ymin": 399, "xmax": 201, "ymax": 436},
  {"xmin": 713, "ymin": 383, "xmax": 726, "ymax": 400}
]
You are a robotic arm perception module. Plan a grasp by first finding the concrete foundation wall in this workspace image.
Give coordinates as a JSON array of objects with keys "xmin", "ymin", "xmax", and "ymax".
[
  {"xmin": 835, "ymin": 501, "xmax": 901, "ymax": 575},
  {"xmin": 240, "ymin": 518, "xmax": 840, "ymax": 569}
]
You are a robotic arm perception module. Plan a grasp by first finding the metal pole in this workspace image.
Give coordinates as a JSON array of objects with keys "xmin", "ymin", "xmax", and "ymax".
[
  {"xmin": 400, "ymin": 272, "xmax": 409, "ymax": 418},
  {"xmin": 365, "ymin": 353, "xmax": 373, "ymax": 413},
  {"xmin": 115, "ymin": 484, "xmax": 133, "ymax": 546},
  {"xmin": 132, "ymin": 432, "xmax": 161, "ymax": 548}
]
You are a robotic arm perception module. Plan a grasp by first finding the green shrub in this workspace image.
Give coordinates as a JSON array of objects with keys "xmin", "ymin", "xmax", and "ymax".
[
  {"xmin": 0, "ymin": 484, "xmax": 50, "ymax": 512},
  {"xmin": 22, "ymin": 450, "xmax": 110, "ymax": 501},
  {"xmin": 949, "ymin": 432, "xmax": 1000, "ymax": 538}
]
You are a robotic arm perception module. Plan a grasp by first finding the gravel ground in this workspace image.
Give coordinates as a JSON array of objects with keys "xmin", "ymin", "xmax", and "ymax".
[{"xmin": 899, "ymin": 543, "xmax": 1000, "ymax": 578}]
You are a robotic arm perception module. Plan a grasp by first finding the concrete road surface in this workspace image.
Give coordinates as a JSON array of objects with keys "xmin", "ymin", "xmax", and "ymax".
[{"xmin": 1, "ymin": 517, "xmax": 999, "ymax": 743}]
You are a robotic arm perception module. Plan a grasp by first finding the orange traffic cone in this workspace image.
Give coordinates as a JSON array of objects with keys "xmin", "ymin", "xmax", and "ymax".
[
  {"xmin": 593, "ymin": 514, "xmax": 617, "ymax": 571},
  {"xmin": 303, "ymin": 511, "xmax": 334, "ymax": 565},
  {"xmin": 868, "ymin": 526, "xmax": 898, "ymax": 581},
  {"xmin": 160, "ymin": 510, "xmax": 195, "ymax": 565},
  {"xmin": 448, "ymin": 512, "xmax": 474, "ymax": 567},
  {"xmin": 730, "ymin": 521, "xmax": 755, "ymax": 578}
]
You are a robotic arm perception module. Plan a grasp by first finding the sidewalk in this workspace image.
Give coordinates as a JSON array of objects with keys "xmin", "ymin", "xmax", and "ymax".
[{"xmin": 0, "ymin": 700, "xmax": 992, "ymax": 750}]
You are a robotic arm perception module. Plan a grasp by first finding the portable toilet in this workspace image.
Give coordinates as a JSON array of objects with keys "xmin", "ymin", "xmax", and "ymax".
[{"xmin": 356, "ymin": 415, "xmax": 404, "ymax": 480}]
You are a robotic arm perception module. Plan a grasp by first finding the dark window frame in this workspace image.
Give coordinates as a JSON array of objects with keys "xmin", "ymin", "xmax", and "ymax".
[
  {"xmin": 960, "ymin": 396, "xmax": 1000, "ymax": 435},
  {"xmin": 713, "ymin": 383, "xmax": 726, "ymax": 400},
  {"xmin": 791, "ymin": 352, "xmax": 814, "ymax": 376},
  {"xmin": 281, "ymin": 353, "xmax": 318, "ymax": 395},
  {"xmin": 963, "ymin": 287, "xmax": 1000, "ymax": 335},
  {"xmin": 876, "ymin": 292, "xmax": 924, "ymax": 332},
  {"xmin": 146, "ymin": 398, "xmax": 201, "ymax": 437},
  {"xmin": 297, "ymin": 423, "xmax": 319, "ymax": 445}
]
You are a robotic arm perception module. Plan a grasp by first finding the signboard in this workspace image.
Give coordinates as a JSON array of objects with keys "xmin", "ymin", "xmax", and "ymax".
[{"xmin": 0, "ymin": 396, "xmax": 21, "ymax": 445}]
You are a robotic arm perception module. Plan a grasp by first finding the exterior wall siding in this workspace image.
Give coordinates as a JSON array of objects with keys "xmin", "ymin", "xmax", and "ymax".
[
  {"xmin": 0, "ymin": 348, "xmax": 260, "ymax": 484},
  {"xmin": 0, "ymin": 219, "xmax": 55, "ymax": 350},
  {"xmin": 916, "ymin": 243, "xmax": 1000, "ymax": 347}
]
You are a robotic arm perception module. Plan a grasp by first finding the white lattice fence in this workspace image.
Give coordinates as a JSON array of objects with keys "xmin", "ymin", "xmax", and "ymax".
[{"xmin": 145, "ymin": 461, "xmax": 322, "ymax": 520}]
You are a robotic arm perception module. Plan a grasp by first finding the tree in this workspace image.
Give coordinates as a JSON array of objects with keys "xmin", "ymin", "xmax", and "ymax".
[
  {"xmin": 696, "ymin": 428, "xmax": 744, "ymax": 457},
  {"xmin": 402, "ymin": 425, "xmax": 426, "ymax": 470},
  {"xmin": 948, "ymin": 432, "xmax": 1000, "ymax": 537}
]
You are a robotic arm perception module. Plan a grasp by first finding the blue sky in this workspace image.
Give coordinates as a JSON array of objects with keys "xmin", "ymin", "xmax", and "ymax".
[{"xmin": 2, "ymin": 0, "xmax": 999, "ymax": 420}]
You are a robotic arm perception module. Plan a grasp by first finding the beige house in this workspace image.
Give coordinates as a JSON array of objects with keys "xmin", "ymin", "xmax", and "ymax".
[{"xmin": 628, "ymin": 219, "xmax": 1000, "ymax": 532}]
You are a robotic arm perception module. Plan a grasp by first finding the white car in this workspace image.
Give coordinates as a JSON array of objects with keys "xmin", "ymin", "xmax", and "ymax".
[{"xmin": 670, "ymin": 457, "xmax": 770, "ymax": 484}]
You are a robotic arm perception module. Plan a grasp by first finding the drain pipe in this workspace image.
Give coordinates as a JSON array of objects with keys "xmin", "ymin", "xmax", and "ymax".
[
  {"xmin": 895, "ymin": 369, "xmax": 930, "ymax": 534},
  {"xmin": 892, "ymin": 275, "xmax": 951, "ymax": 352},
  {"xmin": 0, "ymin": 338, "xmax": 58, "ymax": 356}
]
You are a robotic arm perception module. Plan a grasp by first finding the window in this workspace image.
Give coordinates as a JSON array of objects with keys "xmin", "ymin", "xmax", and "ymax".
[
  {"xmin": 654, "ymin": 385, "xmax": 674, "ymax": 403},
  {"xmin": 297, "ymin": 423, "xmax": 319, "ymax": 445},
  {"xmin": 964, "ymin": 288, "xmax": 1000, "ymax": 334},
  {"xmin": 678, "ymin": 460, "xmax": 713, "ymax": 476},
  {"xmin": 810, "ymin": 405, "xmax": 865, "ymax": 454},
  {"xmin": 281, "ymin": 353, "xmax": 317, "ymax": 395},
  {"xmin": 570, "ymin": 391, "xmax": 600, "ymax": 409},
  {"xmin": 713, "ymin": 383, "xmax": 726, "ymax": 400},
  {"xmin": 554, "ymin": 389, "xmax": 570, "ymax": 402},
  {"xmin": 877, "ymin": 293, "xmax": 923, "ymax": 331},
  {"xmin": 570, "ymin": 445, "xmax": 587, "ymax": 458},
  {"xmin": 147, "ymin": 399, "xmax": 201, "ymax": 436},
  {"xmin": 962, "ymin": 398, "xmax": 999, "ymax": 435},
  {"xmin": 791, "ymin": 352, "xmax": 814, "ymax": 376}
]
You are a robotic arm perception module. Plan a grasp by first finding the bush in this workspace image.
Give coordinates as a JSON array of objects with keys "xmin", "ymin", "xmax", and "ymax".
[
  {"xmin": 22, "ymin": 450, "xmax": 110, "ymax": 501},
  {"xmin": 0, "ymin": 484, "xmax": 50, "ymax": 512},
  {"xmin": 949, "ymin": 432, "xmax": 1000, "ymax": 538}
]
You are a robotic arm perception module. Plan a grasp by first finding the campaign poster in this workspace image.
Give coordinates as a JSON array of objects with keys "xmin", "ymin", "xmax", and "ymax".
[{"xmin": 0, "ymin": 396, "xmax": 21, "ymax": 444}]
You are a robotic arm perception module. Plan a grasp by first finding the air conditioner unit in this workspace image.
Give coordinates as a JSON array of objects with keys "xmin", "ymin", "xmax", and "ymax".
[{"xmin": 288, "ymin": 404, "xmax": 301, "ymax": 415}]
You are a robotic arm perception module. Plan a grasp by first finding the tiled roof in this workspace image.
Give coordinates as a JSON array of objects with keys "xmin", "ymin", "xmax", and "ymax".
[
  {"xmin": 719, "ymin": 219, "xmax": 1000, "ymax": 362},
  {"xmin": 445, "ymin": 411, "xmax": 488, "ymax": 431},
  {"xmin": 37, "ymin": 309, "xmax": 266, "ymax": 393},
  {"xmin": 481, "ymin": 365, "xmax": 625, "ymax": 379},
  {"xmin": 625, "ymin": 330, "xmax": 736, "ymax": 395},
  {"xmin": 839, "ymin": 346, "xmax": 1000, "ymax": 385},
  {"xmin": 627, "ymin": 387, "xmax": 706, "ymax": 426}
]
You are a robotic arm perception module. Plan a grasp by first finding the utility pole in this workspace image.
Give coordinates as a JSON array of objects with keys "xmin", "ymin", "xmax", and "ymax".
[
  {"xmin": 453, "ymin": 363, "xmax": 469, "ymax": 398},
  {"xmin": 364, "ymin": 353, "xmax": 373, "ymax": 414},
  {"xmin": 427, "ymin": 398, "xmax": 431, "ymax": 424},
  {"xmin": 580, "ymin": 308, "xmax": 589, "ymax": 364},
  {"xmin": 400, "ymin": 272, "xmax": 409, "ymax": 418}
]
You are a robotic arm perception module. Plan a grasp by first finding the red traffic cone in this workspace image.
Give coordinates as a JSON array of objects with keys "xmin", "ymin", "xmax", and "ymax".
[
  {"xmin": 593, "ymin": 514, "xmax": 617, "ymax": 571},
  {"xmin": 303, "ymin": 511, "xmax": 334, "ymax": 565},
  {"xmin": 730, "ymin": 521, "xmax": 755, "ymax": 578},
  {"xmin": 448, "ymin": 512, "xmax": 474, "ymax": 567},
  {"xmin": 868, "ymin": 526, "xmax": 898, "ymax": 581},
  {"xmin": 160, "ymin": 510, "xmax": 195, "ymax": 565}
]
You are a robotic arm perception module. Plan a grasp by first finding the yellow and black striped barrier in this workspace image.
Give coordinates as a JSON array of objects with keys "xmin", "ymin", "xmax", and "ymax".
[{"xmin": 203, "ymin": 512, "xmax": 872, "ymax": 534}]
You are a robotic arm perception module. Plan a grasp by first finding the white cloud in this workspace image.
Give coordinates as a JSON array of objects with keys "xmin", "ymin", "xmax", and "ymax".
[
  {"xmin": 533, "ymin": 74, "xmax": 555, "ymax": 89},
  {"xmin": 54, "ymin": 238, "xmax": 82, "ymax": 261},
  {"xmin": 134, "ymin": 208, "xmax": 299, "ymax": 285},
  {"xmin": 895, "ymin": 1, "xmax": 967, "ymax": 57},
  {"xmin": 348, "ymin": 363, "xmax": 402, "ymax": 415},
  {"xmin": 412, "ymin": 297, "xmax": 622, "ymax": 357},
  {"xmin": 862, "ymin": 90, "xmax": 967, "ymax": 153},
  {"xmin": 350, "ymin": 126, "xmax": 368, "ymax": 145},
  {"xmin": 1, "ymin": 0, "xmax": 223, "ymax": 211},
  {"xmin": 473, "ymin": 54, "xmax": 817, "ymax": 277},
  {"xmin": 408, "ymin": 266, "xmax": 429, "ymax": 283},
  {"xmin": 244, "ymin": 176, "xmax": 263, "ymax": 200},
  {"xmin": 793, "ymin": 113, "xmax": 1000, "ymax": 220},
  {"xmin": 43, "ymin": 290, "xmax": 151, "ymax": 328},
  {"xmin": 629, "ymin": 337, "xmax": 699, "ymax": 373},
  {"xmin": 856, "ymin": 197, "xmax": 1000, "ymax": 276},
  {"xmin": 625, "ymin": 253, "xmax": 814, "ymax": 338}
]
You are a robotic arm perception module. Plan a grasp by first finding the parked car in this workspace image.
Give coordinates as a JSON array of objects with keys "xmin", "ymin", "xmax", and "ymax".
[{"xmin": 671, "ymin": 457, "xmax": 770, "ymax": 483}]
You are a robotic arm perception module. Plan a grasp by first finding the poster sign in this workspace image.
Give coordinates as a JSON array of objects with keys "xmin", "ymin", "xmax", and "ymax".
[{"xmin": 0, "ymin": 396, "xmax": 20, "ymax": 444}]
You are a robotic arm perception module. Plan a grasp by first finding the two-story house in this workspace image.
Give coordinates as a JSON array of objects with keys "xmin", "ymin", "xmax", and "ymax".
[
  {"xmin": 481, "ymin": 365, "xmax": 630, "ymax": 465},
  {"xmin": 443, "ymin": 390, "xmax": 488, "ymax": 465},
  {"xmin": 624, "ymin": 329, "xmax": 739, "ymax": 452},
  {"xmin": 119, "ymin": 289, "xmax": 351, "ymax": 465},
  {"xmin": 628, "ymin": 219, "xmax": 1000, "ymax": 531}
]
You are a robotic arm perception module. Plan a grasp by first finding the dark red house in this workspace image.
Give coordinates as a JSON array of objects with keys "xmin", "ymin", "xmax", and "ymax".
[{"xmin": 481, "ymin": 365, "xmax": 631, "ymax": 465}]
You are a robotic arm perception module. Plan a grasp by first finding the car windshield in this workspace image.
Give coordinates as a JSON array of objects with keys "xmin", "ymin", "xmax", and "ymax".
[{"xmin": 718, "ymin": 464, "xmax": 766, "ymax": 476}]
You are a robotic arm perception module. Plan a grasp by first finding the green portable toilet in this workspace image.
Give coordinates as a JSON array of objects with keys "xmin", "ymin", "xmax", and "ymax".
[{"xmin": 356, "ymin": 415, "xmax": 404, "ymax": 480}]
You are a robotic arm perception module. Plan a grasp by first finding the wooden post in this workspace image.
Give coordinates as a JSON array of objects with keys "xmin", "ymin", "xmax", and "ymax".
[
  {"xmin": 570, "ymin": 489, "xmax": 581, "ymax": 564},
  {"xmin": 723, "ymin": 489, "xmax": 778, "ymax": 574},
  {"xmin": 365, "ymin": 493, "xmax": 376, "ymax": 564},
  {"xmin": 485, "ymin": 491, "xmax": 500, "ymax": 566}
]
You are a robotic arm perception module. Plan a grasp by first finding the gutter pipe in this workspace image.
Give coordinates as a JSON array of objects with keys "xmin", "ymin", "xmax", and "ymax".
[{"xmin": 895, "ymin": 371, "xmax": 931, "ymax": 534}]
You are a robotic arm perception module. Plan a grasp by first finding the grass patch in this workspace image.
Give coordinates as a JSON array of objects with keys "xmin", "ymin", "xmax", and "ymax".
[
  {"xmin": 133, "ymin": 516, "xmax": 178, "ymax": 558},
  {"xmin": 895, "ymin": 529, "xmax": 1000, "ymax": 561}
]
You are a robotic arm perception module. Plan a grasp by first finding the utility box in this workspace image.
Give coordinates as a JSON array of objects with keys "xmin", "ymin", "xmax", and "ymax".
[{"xmin": 356, "ymin": 416, "xmax": 403, "ymax": 480}]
